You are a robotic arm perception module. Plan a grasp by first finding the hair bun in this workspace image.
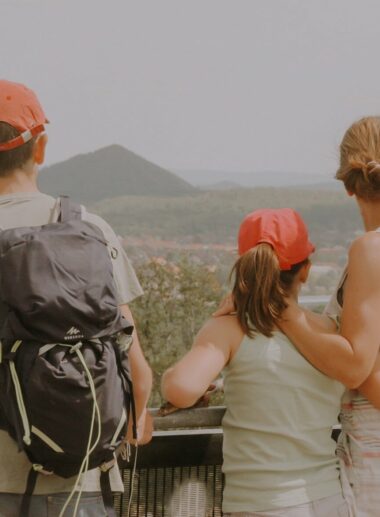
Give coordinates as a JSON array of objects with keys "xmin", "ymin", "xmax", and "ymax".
[{"xmin": 366, "ymin": 161, "xmax": 380, "ymax": 175}]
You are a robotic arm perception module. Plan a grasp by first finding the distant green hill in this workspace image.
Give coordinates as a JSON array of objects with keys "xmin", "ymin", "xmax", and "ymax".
[
  {"xmin": 38, "ymin": 145, "xmax": 197, "ymax": 202},
  {"xmin": 91, "ymin": 187, "xmax": 361, "ymax": 249}
]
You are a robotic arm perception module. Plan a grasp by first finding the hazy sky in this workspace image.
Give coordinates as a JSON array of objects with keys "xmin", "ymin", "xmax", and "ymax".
[{"xmin": 2, "ymin": 0, "xmax": 380, "ymax": 176}]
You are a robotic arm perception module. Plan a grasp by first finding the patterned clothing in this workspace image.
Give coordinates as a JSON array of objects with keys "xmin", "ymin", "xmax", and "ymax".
[
  {"xmin": 325, "ymin": 233, "xmax": 380, "ymax": 517},
  {"xmin": 337, "ymin": 392, "xmax": 380, "ymax": 517},
  {"xmin": 223, "ymin": 493, "xmax": 350, "ymax": 516}
]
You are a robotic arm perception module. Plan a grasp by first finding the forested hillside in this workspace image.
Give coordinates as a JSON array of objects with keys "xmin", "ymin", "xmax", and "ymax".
[
  {"xmin": 92, "ymin": 187, "xmax": 361, "ymax": 249},
  {"xmin": 39, "ymin": 145, "xmax": 197, "ymax": 202}
]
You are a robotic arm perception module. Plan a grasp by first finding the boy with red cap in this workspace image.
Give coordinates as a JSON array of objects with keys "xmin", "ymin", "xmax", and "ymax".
[{"xmin": 0, "ymin": 80, "xmax": 152, "ymax": 516}]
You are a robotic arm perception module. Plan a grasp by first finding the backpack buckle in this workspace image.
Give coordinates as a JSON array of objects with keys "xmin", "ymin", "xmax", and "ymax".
[
  {"xmin": 32, "ymin": 464, "xmax": 53, "ymax": 475},
  {"xmin": 69, "ymin": 341, "xmax": 83, "ymax": 354},
  {"xmin": 99, "ymin": 458, "xmax": 116, "ymax": 472}
]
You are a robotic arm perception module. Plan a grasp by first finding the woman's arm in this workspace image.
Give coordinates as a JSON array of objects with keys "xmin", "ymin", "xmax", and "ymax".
[
  {"xmin": 300, "ymin": 308, "xmax": 338, "ymax": 333},
  {"xmin": 161, "ymin": 316, "xmax": 239, "ymax": 408},
  {"xmin": 358, "ymin": 353, "xmax": 380, "ymax": 408},
  {"xmin": 280, "ymin": 233, "xmax": 380, "ymax": 388}
]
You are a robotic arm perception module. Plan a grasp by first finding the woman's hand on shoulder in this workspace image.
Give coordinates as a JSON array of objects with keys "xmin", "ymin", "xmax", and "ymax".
[
  {"xmin": 301, "ymin": 309, "xmax": 338, "ymax": 334},
  {"xmin": 280, "ymin": 295, "xmax": 337, "ymax": 335},
  {"xmin": 213, "ymin": 293, "xmax": 235, "ymax": 317}
]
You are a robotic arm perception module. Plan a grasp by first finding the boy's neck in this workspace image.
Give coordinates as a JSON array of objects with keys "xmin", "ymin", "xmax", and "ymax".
[{"xmin": 0, "ymin": 167, "xmax": 39, "ymax": 195}]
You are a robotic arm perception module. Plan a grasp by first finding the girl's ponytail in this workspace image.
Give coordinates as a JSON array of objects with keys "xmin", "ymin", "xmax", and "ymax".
[{"xmin": 232, "ymin": 243, "xmax": 306, "ymax": 337}]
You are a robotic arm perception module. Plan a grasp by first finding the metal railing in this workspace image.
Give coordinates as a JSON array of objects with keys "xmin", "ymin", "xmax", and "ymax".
[{"xmin": 114, "ymin": 407, "xmax": 225, "ymax": 517}]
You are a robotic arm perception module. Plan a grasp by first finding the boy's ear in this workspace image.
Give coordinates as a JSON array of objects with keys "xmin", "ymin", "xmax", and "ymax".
[
  {"xmin": 33, "ymin": 133, "xmax": 48, "ymax": 165},
  {"xmin": 299, "ymin": 261, "xmax": 312, "ymax": 283}
]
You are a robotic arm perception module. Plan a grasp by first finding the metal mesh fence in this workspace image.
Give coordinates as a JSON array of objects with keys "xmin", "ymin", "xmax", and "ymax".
[{"xmin": 114, "ymin": 464, "xmax": 223, "ymax": 517}]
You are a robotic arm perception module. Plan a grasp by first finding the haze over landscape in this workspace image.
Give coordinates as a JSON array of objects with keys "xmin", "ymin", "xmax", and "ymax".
[
  {"xmin": 4, "ymin": 0, "xmax": 380, "ymax": 180},
  {"xmin": 5, "ymin": 0, "xmax": 379, "ymax": 409},
  {"xmin": 5, "ymin": 0, "xmax": 378, "ymax": 300},
  {"xmin": 38, "ymin": 144, "xmax": 360, "ymax": 303}
]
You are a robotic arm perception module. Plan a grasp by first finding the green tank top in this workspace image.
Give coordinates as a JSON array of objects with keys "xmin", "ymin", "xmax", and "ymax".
[{"xmin": 222, "ymin": 330, "xmax": 344, "ymax": 513}]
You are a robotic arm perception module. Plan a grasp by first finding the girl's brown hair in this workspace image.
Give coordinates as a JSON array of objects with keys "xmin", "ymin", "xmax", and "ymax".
[
  {"xmin": 336, "ymin": 116, "xmax": 380, "ymax": 201},
  {"xmin": 231, "ymin": 243, "xmax": 307, "ymax": 338}
]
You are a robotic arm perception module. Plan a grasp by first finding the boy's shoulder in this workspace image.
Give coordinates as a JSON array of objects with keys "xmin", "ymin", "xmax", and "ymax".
[
  {"xmin": 0, "ymin": 193, "xmax": 119, "ymax": 245},
  {"xmin": 82, "ymin": 209, "xmax": 119, "ymax": 242},
  {"xmin": 0, "ymin": 192, "xmax": 56, "ymax": 229}
]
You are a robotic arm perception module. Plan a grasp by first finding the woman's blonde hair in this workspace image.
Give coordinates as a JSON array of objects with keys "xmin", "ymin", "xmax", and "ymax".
[
  {"xmin": 231, "ymin": 243, "xmax": 308, "ymax": 338},
  {"xmin": 336, "ymin": 116, "xmax": 380, "ymax": 200}
]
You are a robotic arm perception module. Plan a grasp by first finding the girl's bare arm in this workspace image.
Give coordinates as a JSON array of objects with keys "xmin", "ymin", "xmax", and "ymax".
[{"xmin": 162, "ymin": 316, "xmax": 241, "ymax": 408}]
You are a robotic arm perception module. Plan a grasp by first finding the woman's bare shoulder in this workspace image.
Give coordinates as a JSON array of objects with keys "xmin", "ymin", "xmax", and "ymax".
[
  {"xmin": 348, "ymin": 232, "xmax": 380, "ymax": 287},
  {"xmin": 349, "ymin": 231, "xmax": 380, "ymax": 258}
]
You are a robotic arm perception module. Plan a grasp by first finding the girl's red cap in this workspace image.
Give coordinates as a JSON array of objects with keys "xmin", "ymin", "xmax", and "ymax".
[{"xmin": 238, "ymin": 208, "xmax": 315, "ymax": 270}]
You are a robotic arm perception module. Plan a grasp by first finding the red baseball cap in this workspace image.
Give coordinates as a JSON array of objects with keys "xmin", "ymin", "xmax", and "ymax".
[
  {"xmin": 0, "ymin": 80, "xmax": 48, "ymax": 152},
  {"xmin": 238, "ymin": 208, "xmax": 315, "ymax": 270}
]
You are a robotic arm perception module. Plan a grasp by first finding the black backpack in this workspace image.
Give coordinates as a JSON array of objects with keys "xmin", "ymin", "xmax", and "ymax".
[{"xmin": 0, "ymin": 196, "xmax": 136, "ymax": 517}]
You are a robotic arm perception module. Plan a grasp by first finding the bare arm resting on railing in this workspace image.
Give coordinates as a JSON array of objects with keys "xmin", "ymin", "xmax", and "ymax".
[{"xmin": 162, "ymin": 315, "xmax": 243, "ymax": 408}]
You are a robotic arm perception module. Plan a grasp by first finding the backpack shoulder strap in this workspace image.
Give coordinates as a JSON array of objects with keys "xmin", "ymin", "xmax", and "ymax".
[
  {"xmin": 58, "ymin": 195, "xmax": 82, "ymax": 223},
  {"xmin": 100, "ymin": 470, "xmax": 117, "ymax": 517},
  {"xmin": 20, "ymin": 467, "xmax": 39, "ymax": 517}
]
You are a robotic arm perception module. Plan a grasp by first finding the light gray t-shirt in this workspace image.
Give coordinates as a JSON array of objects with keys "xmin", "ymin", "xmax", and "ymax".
[{"xmin": 0, "ymin": 192, "xmax": 143, "ymax": 494}]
